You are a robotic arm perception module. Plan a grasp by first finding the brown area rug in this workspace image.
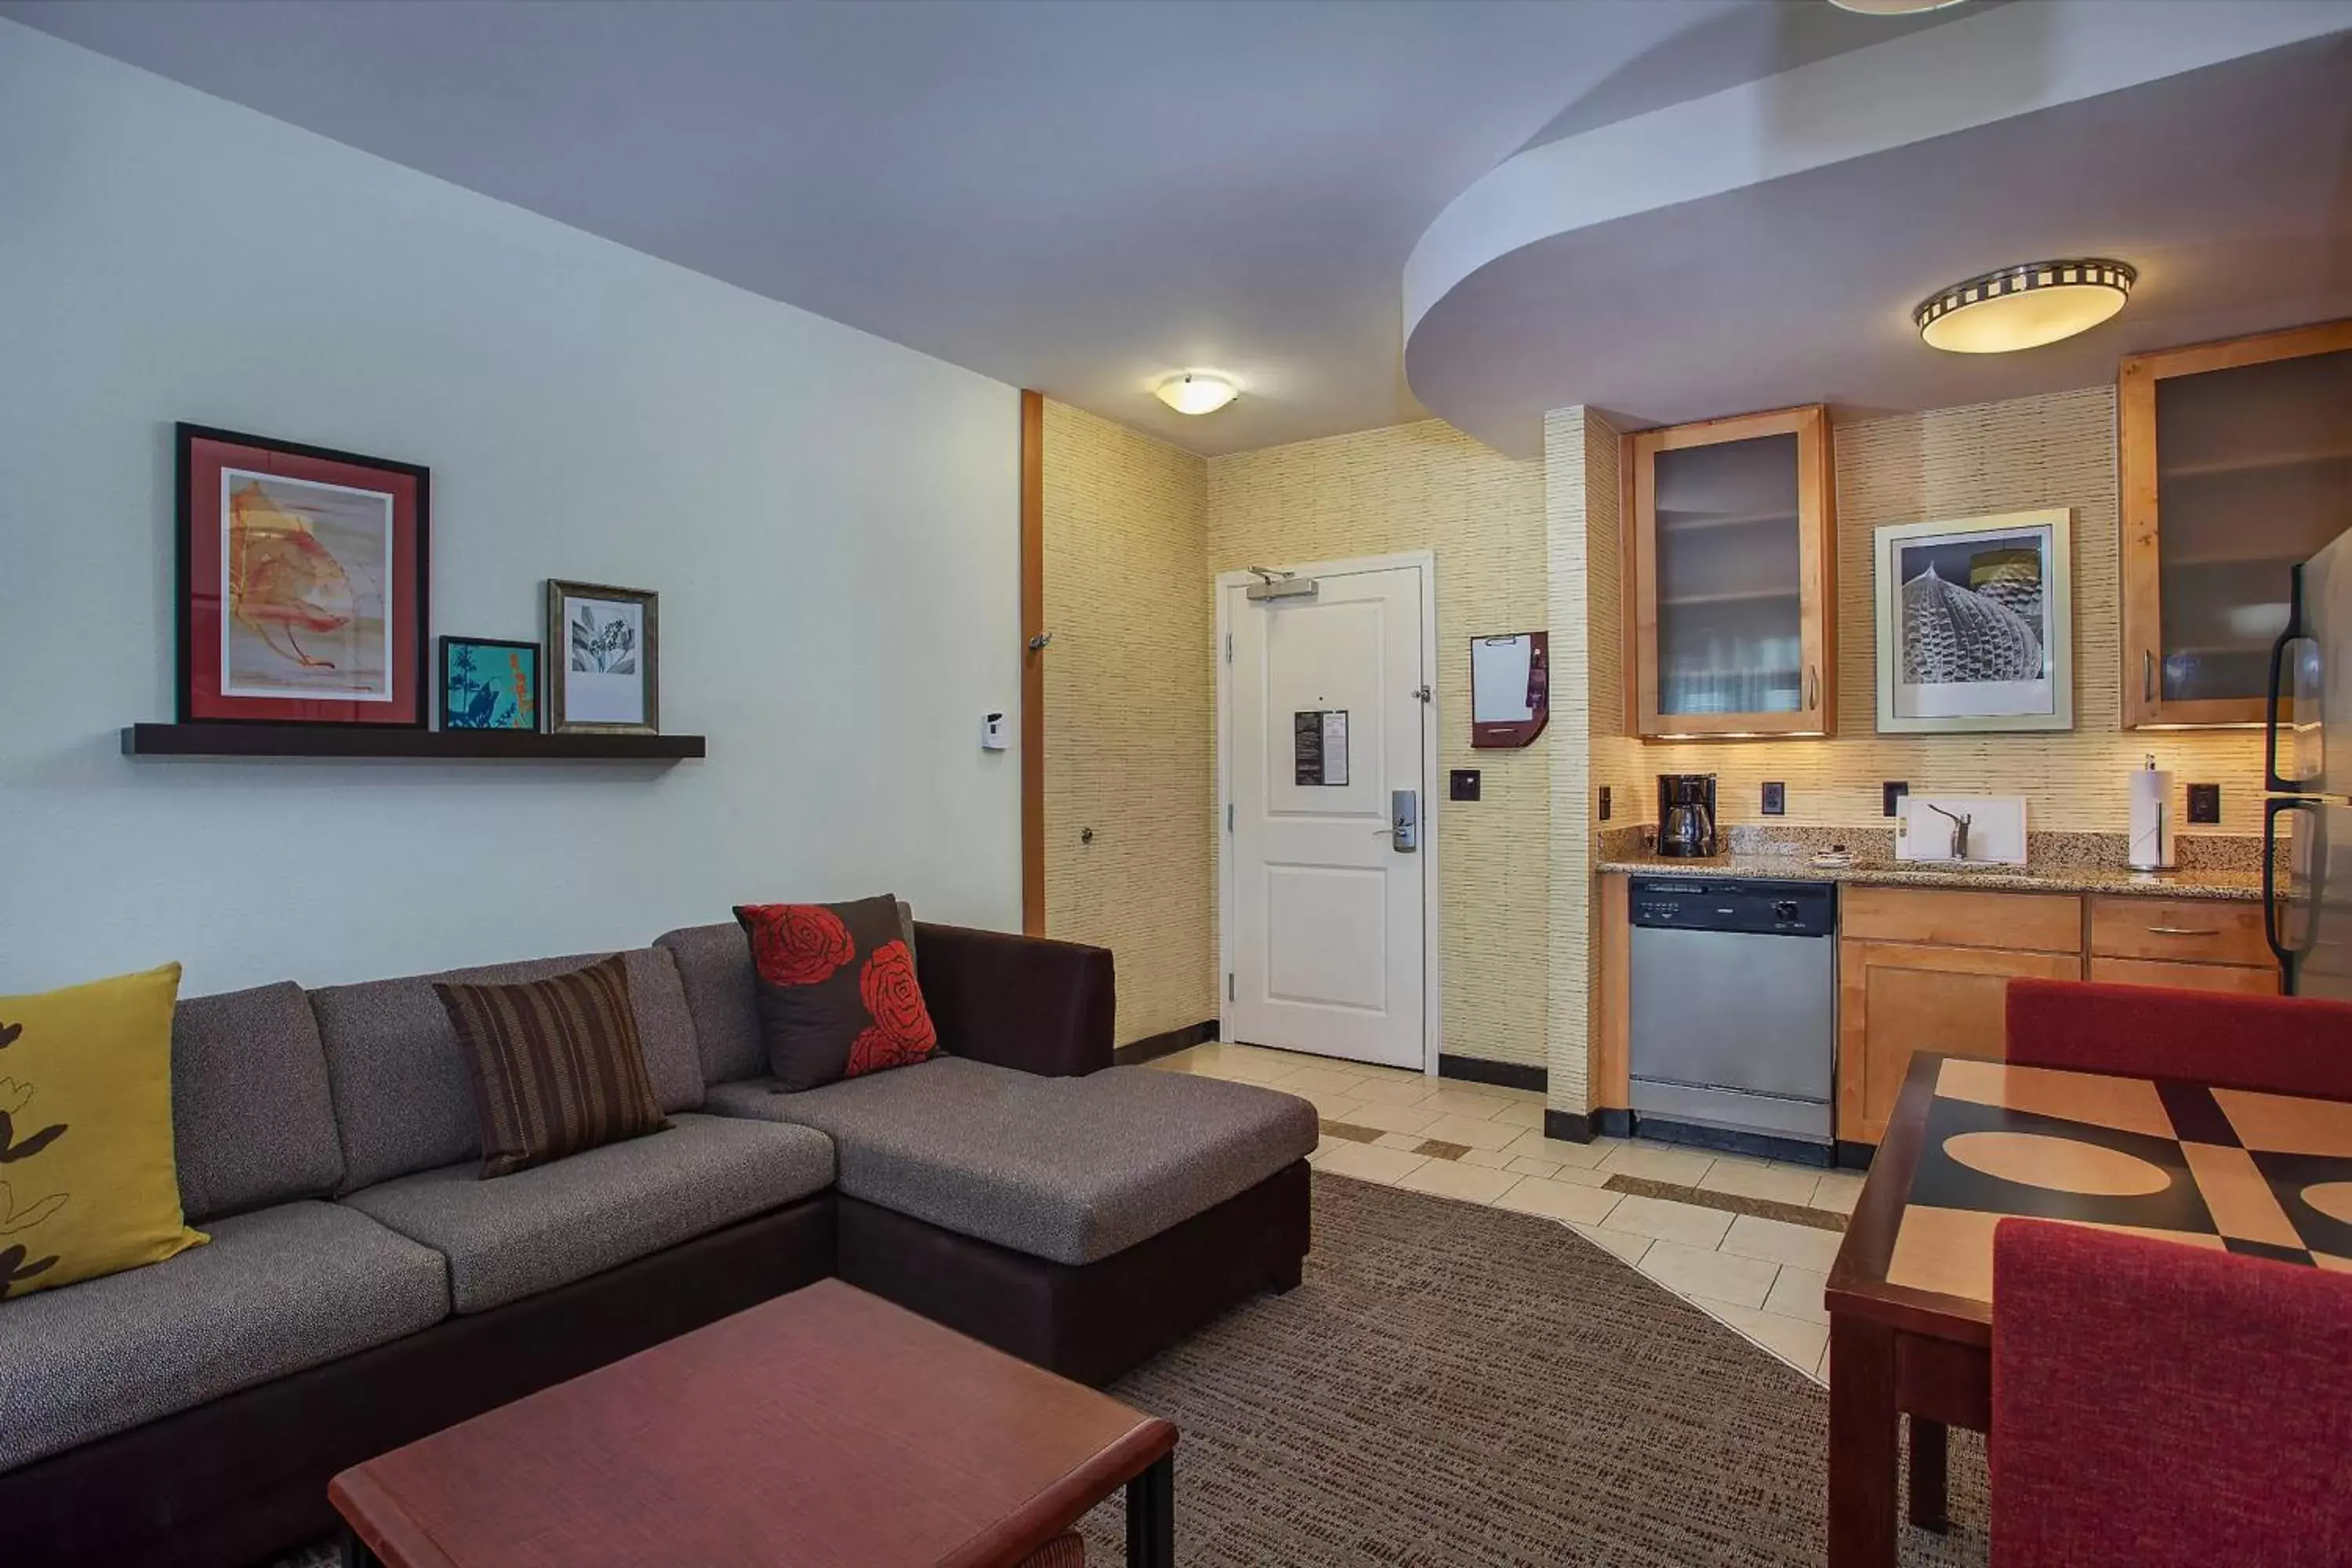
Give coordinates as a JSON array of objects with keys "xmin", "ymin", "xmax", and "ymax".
[
  {"xmin": 274, "ymin": 1173, "xmax": 1985, "ymax": 1567},
  {"xmin": 1070, "ymin": 1172, "xmax": 1988, "ymax": 1567}
]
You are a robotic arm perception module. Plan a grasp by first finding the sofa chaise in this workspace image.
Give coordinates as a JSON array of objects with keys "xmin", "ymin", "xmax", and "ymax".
[{"xmin": 0, "ymin": 922, "xmax": 1313, "ymax": 1568}]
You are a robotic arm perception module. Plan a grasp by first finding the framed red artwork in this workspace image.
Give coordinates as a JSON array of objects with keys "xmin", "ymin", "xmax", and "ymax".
[{"xmin": 176, "ymin": 423, "xmax": 430, "ymax": 726}]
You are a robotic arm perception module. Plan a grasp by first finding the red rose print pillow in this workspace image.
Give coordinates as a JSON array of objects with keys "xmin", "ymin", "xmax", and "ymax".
[{"xmin": 735, "ymin": 895, "xmax": 938, "ymax": 1091}]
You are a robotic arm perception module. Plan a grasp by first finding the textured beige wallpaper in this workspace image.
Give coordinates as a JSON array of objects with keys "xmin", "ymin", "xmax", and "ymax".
[
  {"xmin": 1040, "ymin": 401, "xmax": 1216, "ymax": 1045},
  {"xmin": 1207, "ymin": 419, "xmax": 1552, "ymax": 1069},
  {"xmin": 1631, "ymin": 387, "xmax": 2265, "ymax": 834}
]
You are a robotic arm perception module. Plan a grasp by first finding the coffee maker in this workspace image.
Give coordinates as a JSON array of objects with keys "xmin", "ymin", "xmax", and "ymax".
[{"xmin": 1656, "ymin": 774, "xmax": 1719, "ymax": 858}]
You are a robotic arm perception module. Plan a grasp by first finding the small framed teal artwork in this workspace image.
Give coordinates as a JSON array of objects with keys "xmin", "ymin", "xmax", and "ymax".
[{"xmin": 438, "ymin": 636, "xmax": 541, "ymax": 731}]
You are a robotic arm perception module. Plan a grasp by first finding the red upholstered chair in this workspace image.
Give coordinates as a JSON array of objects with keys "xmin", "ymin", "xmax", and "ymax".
[
  {"xmin": 2004, "ymin": 977, "xmax": 2352, "ymax": 1101},
  {"xmin": 1990, "ymin": 1220, "xmax": 2352, "ymax": 1566}
]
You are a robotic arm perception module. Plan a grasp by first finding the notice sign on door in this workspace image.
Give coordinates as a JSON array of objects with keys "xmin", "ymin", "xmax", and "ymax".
[{"xmin": 1294, "ymin": 710, "xmax": 1348, "ymax": 786}]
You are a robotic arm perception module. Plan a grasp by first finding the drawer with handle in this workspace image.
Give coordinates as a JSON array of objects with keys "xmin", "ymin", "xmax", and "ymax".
[{"xmin": 2087, "ymin": 896, "xmax": 2270, "ymax": 967}]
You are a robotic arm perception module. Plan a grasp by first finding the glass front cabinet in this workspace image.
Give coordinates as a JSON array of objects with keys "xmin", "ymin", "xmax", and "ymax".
[
  {"xmin": 2121, "ymin": 321, "xmax": 2352, "ymax": 728},
  {"xmin": 1623, "ymin": 404, "xmax": 1836, "ymax": 738}
]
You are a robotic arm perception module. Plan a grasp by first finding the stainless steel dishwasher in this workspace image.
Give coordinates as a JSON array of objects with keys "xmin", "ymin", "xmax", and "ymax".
[{"xmin": 1628, "ymin": 877, "xmax": 1836, "ymax": 1153}]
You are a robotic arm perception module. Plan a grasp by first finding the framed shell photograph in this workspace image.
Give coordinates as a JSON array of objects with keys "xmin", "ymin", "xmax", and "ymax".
[
  {"xmin": 1875, "ymin": 508, "xmax": 2074, "ymax": 734},
  {"xmin": 176, "ymin": 423, "xmax": 430, "ymax": 727},
  {"xmin": 545, "ymin": 580, "xmax": 658, "ymax": 734}
]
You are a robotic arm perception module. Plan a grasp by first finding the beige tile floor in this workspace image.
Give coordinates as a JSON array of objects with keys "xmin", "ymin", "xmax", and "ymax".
[{"xmin": 1148, "ymin": 1040, "xmax": 1866, "ymax": 1385}]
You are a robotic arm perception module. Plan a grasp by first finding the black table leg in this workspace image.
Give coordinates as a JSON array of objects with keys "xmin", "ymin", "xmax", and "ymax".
[
  {"xmin": 340, "ymin": 1525, "xmax": 385, "ymax": 1568},
  {"xmin": 1907, "ymin": 1417, "xmax": 1950, "ymax": 1534},
  {"xmin": 1127, "ymin": 1452, "xmax": 1174, "ymax": 1568}
]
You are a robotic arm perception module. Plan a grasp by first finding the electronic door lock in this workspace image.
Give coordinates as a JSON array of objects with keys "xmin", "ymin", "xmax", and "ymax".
[{"xmin": 1391, "ymin": 789, "xmax": 1419, "ymax": 852}]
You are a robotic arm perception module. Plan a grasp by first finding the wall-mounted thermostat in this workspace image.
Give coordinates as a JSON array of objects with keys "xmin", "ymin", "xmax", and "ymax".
[{"xmin": 981, "ymin": 712, "xmax": 1010, "ymax": 751}]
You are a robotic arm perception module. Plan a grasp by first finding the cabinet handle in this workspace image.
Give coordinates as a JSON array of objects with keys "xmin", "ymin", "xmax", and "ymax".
[
  {"xmin": 1805, "ymin": 664, "xmax": 1818, "ymax": 710},
  {"xmin": 2143, "ymin": 650, "xmax": 2156, "ymax": 703},
  {"xmin": 2146, "ymin": 926, "xmax": 2221, "ymax": 938}
]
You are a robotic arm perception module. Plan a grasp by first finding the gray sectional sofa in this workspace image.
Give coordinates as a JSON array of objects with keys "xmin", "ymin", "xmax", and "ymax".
[{"xmin": 2, "ymin": 920, "xmax": 1316, "ymax": 1568}]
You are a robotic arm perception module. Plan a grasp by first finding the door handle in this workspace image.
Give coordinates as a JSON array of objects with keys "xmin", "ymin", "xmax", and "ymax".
[
  {"xmin": 1804, "ymin": 664, "xmax": 1818, "ymax": 711},
  {"xmin": 1391, "ymin": 789, "xmax": 1419, "ymax": 852},
  {"xmin": 2143, "ymin": 649, "xmax": 2157, "ymax": 705},
  {"xmin": 2143, "ymin": 926, "xmax": 2220, "ymax": 938}
]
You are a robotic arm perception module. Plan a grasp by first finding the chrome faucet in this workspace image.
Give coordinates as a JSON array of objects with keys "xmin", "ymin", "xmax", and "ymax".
[{"xmin": 1926, "ymin": 802, "xmax": 1972, "ymax": 862}]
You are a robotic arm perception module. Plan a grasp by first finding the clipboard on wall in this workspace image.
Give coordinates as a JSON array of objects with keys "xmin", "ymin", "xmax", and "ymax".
[{"xmin": 1471, "ymin": 632, "xmax": 1548, "ymax": 749}]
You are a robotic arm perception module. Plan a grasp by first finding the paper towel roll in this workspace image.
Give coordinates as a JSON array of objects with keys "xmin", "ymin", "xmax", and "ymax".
[{"xmin": 2129, "ymin": 767, "xmax": 2175, "ymax": 871}]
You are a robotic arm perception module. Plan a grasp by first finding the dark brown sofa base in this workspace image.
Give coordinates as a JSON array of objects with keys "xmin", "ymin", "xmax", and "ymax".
[
  {"xmin": 836, "ymin": 1158, "xmax": 1312, "ymax": 1388},
  {"xmin": 5, "ymin": 1195, "xmax": 835, "ymax": 1568}
]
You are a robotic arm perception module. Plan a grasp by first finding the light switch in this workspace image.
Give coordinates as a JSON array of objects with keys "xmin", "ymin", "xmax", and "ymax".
[{"xmin": 981, "ymin": 712, "xmax": 1010, "ymax": 751}]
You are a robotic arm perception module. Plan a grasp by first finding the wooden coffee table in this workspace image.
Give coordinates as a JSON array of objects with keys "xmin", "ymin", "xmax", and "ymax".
[
  {"xmin": 1825, "ymin": 1051, "xmax": 2352, "ymax": 1567},
  {"xmin": 330, "ymin": 1279, "xmax": 1178, "ymax": 1568}
]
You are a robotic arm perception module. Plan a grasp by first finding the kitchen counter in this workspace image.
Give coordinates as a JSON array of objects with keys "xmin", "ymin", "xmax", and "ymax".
[{"xmin": 1595, "ymin": 850, "xmax": 2266, "ymax": 902}]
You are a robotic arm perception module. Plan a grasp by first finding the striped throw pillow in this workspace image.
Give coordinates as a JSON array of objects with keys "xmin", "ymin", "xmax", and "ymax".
[{"xmin": 433, "ymin": 954, "xmax": 671, "ymax": 1178}]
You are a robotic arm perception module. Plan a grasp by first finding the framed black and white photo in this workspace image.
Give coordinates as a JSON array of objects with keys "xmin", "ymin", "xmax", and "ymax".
[
  {"xmin": 545, "ymin": 579, "xmax": 658, "ymax": 734},
  {"xmin": 1875, "ymin": 509, "xmax": 2073, "ymax": 734}
]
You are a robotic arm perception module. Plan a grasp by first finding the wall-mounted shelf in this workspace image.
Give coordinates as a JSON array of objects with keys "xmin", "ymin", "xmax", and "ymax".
[{"xmin": 122, "ymin": 723, "xmax": 706, "ymax": 761}]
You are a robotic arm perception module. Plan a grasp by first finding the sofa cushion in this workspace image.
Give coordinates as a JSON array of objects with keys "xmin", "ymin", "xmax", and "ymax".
[
  {"xmin": 737, "ymin": 897, "xmax": 938, "ymax": 1091},
  {"xmin": 435, "ymin": 955, "xmax": 672, "ymax": 1178},
  {"xmin": 172, "ymin": 980, "xmax": 344, "ymax": 1221},
  {"xmin": 341, "ymin": 1113, "xmax": 833, "ymax": 1313},
  {"xmin": 314, "ymin": 947, "xmax": 702, "ymax": 1193},
  {"xmin": 702, "ymin": 1058, "xmax": 1316, "ymax": 1266},
  {"xmin": 655, "ymin": 922, "xmax": 765, "ymax": 1087},
  {"xmin": 0, "ymin": 1200, "xmax": 447, "ymax": 1475},
  {"xmin": 0, "ymin": 963, "xmax": 206, "ymax": 1300}
]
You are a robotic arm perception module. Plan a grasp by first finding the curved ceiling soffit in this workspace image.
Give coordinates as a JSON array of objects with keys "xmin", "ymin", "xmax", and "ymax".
[{"xmin": 1401, "ymin": 0, "xmax": 2352, "ymax": 456}]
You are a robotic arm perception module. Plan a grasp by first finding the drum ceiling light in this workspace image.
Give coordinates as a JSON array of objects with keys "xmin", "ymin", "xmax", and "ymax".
[
  {"xmin": 1828, "ymin": 0, "xmax": 1970, "ymax": 13},
  {"xmin": 1154, "ymin": 372, "xmax": 1239, "ymax": 416},
  {"xmin": 1914, "ymin": 260, "xmax": 2136, "ymax": 354}
]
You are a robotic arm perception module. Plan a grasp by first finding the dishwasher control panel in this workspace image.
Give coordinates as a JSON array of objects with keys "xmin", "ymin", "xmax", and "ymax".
[{"xmin": 1630, "ymin": 877, "xmax": 1835, "ymax": 937}]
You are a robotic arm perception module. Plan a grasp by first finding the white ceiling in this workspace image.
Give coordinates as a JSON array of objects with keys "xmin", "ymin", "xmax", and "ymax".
[
  {"xmin": 2, "ymin": 0, "xmax": 1985, "ymax": 456},
  {"xmin": 7, "ymin": 1, "xmax": 2345, "ymax": 458},
  {"xmin": 1404, "ymin": 2, "xmax": 2352, "ymax": 456}
]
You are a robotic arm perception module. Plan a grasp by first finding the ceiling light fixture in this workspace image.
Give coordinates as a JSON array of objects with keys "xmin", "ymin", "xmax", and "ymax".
[
  {"xmin": 1154, "ymin": 372, "xmax": 1239, "ymax": 416},
  {"xmin": 1827, "ymin": 0, "xmax": 1970, "ymax": 13},
  {"xmin": 1913, "ymin": 259, "xmax": 2136, "ymax": 354}
]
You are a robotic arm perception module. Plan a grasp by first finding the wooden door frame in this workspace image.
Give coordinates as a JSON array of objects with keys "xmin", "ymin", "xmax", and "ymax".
[
  {"xmin": 1020, "ymin": 390, "xmax": 1045, "ymax": 935},
  {"xmin": 2118, "ymin": 319, "xmax": 2352, "ymax": 729},
  {"xmin": 1214, "ymin": 551, "xmax": 1442, "ymax": 1076},
  {"xmin": 1621, "ymin": 402, "xmax": 1836, "ymax": 739}
]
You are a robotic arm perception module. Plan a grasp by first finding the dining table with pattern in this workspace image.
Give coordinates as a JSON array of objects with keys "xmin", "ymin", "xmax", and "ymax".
[{"xmin": 1823, "ymin": 1051, "xmax": 2352, "ymax": 1567}]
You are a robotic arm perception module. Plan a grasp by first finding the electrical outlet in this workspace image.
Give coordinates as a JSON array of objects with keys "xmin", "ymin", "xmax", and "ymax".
[
  {"xmin": 1883, "ymin": 781, "xmax": 1910, "ymax": 817},
  {"xmin": 1761, "ymin": 782, "xmax": 1786, "ymax": 816},
  {"xmin": 2187, "ymin": 782, "xmax": 2221, "ymax": 824},
  {"xmin": 1598, "ymin": 785, "xmax": 1611, "ymax": 821},
  {"xmin": 1450, "ymin": 769, "xmax": 1482, "ymax": 803}
]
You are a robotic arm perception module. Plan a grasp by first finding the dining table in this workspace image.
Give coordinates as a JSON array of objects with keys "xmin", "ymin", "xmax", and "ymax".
[{"xmin": 1823, "ymin": 1050, "xmax": 2352, "ymax": 1568}]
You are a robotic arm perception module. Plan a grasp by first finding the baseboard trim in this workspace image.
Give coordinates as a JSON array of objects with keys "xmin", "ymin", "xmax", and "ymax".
[
  {"xmin": 1437, "ymin": 1055, "xmax": 1546, "ymax": 1093},
  {"xmin": 1542, "ymin": 1109, "xmax": 1594, "ymax": 1145},
  {"xmin": 1592, "ymin": 1107, "xmax": 1633, "ymax": 1140},
  {"xmin": 1112, "ymin": 1018, "xmax": 1219, "ymax": 1067}
]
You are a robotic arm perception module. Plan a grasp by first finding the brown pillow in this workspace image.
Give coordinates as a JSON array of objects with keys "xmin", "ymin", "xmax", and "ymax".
[
  {"xmin": 735, "ymin": 895, "xmax": 938, "ymax": 1092},
  {"xmin": 433, "ymin": 954, "xmax": 671, "ymax": 1178}
]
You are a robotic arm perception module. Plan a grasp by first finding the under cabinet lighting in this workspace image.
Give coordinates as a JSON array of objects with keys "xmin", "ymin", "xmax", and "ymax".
[
  {"xmin": 1915, "ymin": 260, "xmax": 2136, "ymax": 354},
  {"xmin": 1828, "ymin": 0, "xmax": 1969, "ymax": 13}
]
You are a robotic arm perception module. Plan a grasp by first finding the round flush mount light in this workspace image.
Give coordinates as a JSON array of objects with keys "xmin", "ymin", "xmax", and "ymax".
[
  {"xmin": 1154, "ymin": 372, "xmax": 1239, "ymax": 416},
  {"xmin": 1914, "ymin": 259, "xmax": 2136, "ymax": 354},
  {"xmin": 1828, "ymin": 0, "xmax": 1970, "ymax": 13}
]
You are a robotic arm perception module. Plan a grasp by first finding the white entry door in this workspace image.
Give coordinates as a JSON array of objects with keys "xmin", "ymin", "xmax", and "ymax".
[{"xmin": 1221, "ymin": 557, "xmax": 1432, "ymax": 1070}]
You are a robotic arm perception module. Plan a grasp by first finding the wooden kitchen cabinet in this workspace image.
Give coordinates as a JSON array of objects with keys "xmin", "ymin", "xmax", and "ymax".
[
  {"xmin": 2119, "ymin": 320, "xmax": 2352, "ymax": 727},
  {"xmin": 1837, "ymin": 938, "xmax": 2082, "ymax": 1145},
  {"xmin": 2087, "ymin": 956, "xmax": 2279, "ymax": 996},
  {"xmin": 2086, "ymin": 894, "xmax": 2277, "ymax": 994},
  {"xmin": 1623, "ymin": 405, "xmax": 1835, "ymax": 738}
]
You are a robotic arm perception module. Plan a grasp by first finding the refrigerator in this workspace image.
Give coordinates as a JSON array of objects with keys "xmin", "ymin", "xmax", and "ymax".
[{"xmin": 2264, "ymin": 527, "xmax": 2352, "ymax": 999}]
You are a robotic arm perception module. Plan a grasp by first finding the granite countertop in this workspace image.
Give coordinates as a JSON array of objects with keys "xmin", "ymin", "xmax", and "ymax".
[{"xmin": 1595, "ymin": 850, "xmax": 2266, "ymax": 902}]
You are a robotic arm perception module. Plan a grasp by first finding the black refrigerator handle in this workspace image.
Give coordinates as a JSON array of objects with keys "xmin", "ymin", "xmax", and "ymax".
[
  {"xmin": 2263, "ymin": 796, "xmax": 2318, "ymax": 995},
  {"xmin": 2264, "ymin": 564, "xmax": 2305, "ymax": 793}
]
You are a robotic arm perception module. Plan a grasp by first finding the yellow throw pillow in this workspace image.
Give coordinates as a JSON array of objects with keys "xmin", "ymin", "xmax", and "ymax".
[{"xmin": 0, "ymin": 964, "xmax": 206, "ymax": 1300}]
